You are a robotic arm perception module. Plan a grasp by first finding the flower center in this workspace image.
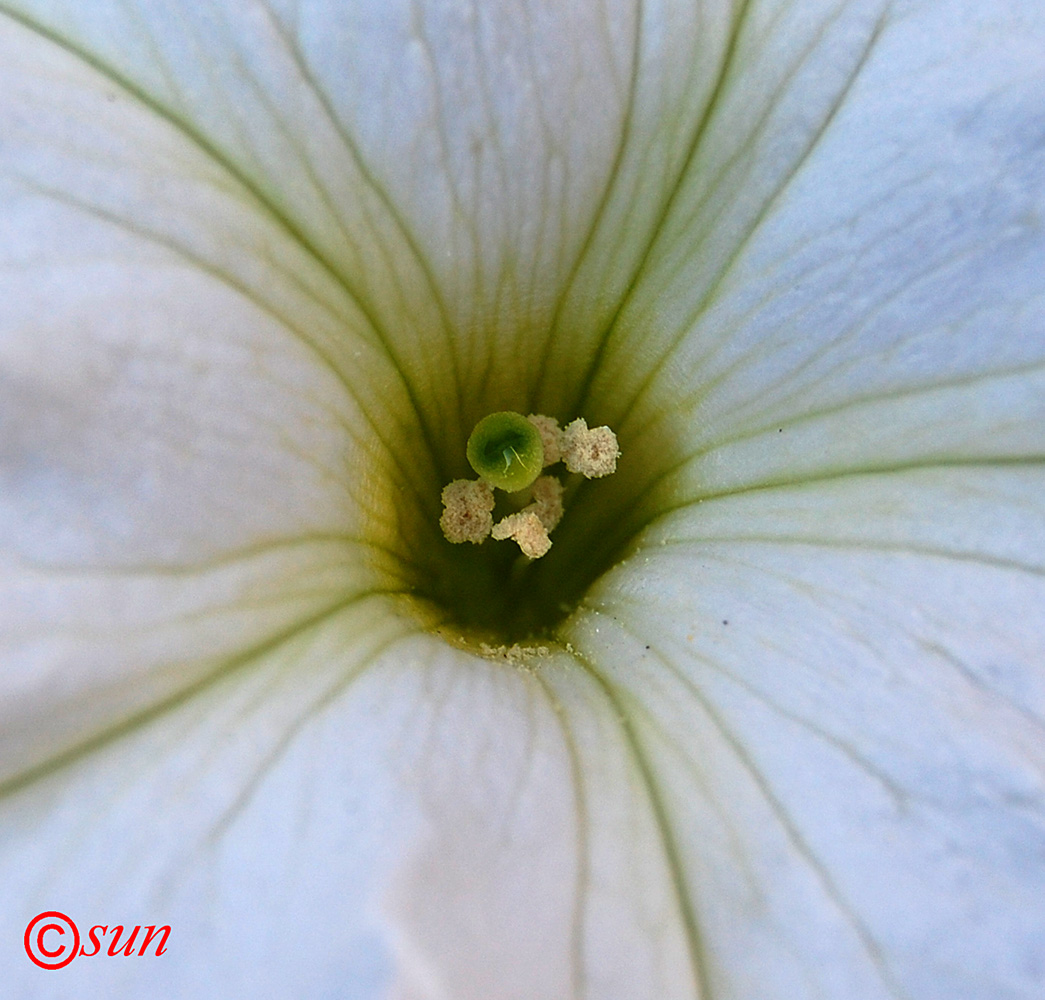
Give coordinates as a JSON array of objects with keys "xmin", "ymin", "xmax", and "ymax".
[
  {"xmin": 364, "ymin": 399, "xmax": 676, "ymax": 649},
  {"xmin": 351, "ymin": 320, "xmax": 688, "ymax": 650}
]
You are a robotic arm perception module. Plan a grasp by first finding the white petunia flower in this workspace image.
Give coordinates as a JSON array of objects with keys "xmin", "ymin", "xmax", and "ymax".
[{"xmin": 1, "ymin": 1, "xmax": 1044, "ymax": 997}]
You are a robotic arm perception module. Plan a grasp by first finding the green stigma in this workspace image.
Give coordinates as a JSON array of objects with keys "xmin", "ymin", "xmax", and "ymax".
[{"xmin": 466, "ymin": 411, "xmax": 544, "ymax": 492}]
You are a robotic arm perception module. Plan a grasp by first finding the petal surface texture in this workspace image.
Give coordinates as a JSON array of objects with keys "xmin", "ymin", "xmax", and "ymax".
[{"xmin": 1, "ymin": 1, "xmax": 1044, "ymax": 999}]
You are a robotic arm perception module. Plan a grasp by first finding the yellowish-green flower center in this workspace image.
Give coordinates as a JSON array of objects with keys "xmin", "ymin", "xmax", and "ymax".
[{"xmin": 382, "ymin": 402, "xmax": 634, "ymax": 648}]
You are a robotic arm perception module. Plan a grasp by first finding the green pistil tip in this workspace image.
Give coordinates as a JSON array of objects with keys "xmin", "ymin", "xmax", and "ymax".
[{"xmin": 467, "ymin": 411, "xmax": 544, "ymax": 492}]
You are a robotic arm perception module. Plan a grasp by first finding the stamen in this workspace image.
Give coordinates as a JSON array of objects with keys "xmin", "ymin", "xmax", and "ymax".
[
  {"xmin": 439, "ymin": 479, "xmax": 495, "ymax": 544},
  {"xmin": 440, "ymin": 411, "xmax": 619, "ymax": 558},
  {"xmin": 561, "ymin": 418, "xmax": 620, "ymax": 478}
]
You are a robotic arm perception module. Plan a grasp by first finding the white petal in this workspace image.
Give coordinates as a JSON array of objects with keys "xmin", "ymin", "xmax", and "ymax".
[
  {"xmin": 0, "ymin": 14, "xmax": 420, "ymax": 778},
  {"xmin": 0, "ymin": 0, "xmax": 682, "ymax": 426},
  {"xmin": 571, "ymin": 467, "xmax": 1045, "ymax": 999},
  {"xmin": 1, "ymin": 609, "xmax": 697, "ymax": 999},
  {"xmin": 578, "ymin": 0, "xmax": 1045, "ymax": 506}
]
